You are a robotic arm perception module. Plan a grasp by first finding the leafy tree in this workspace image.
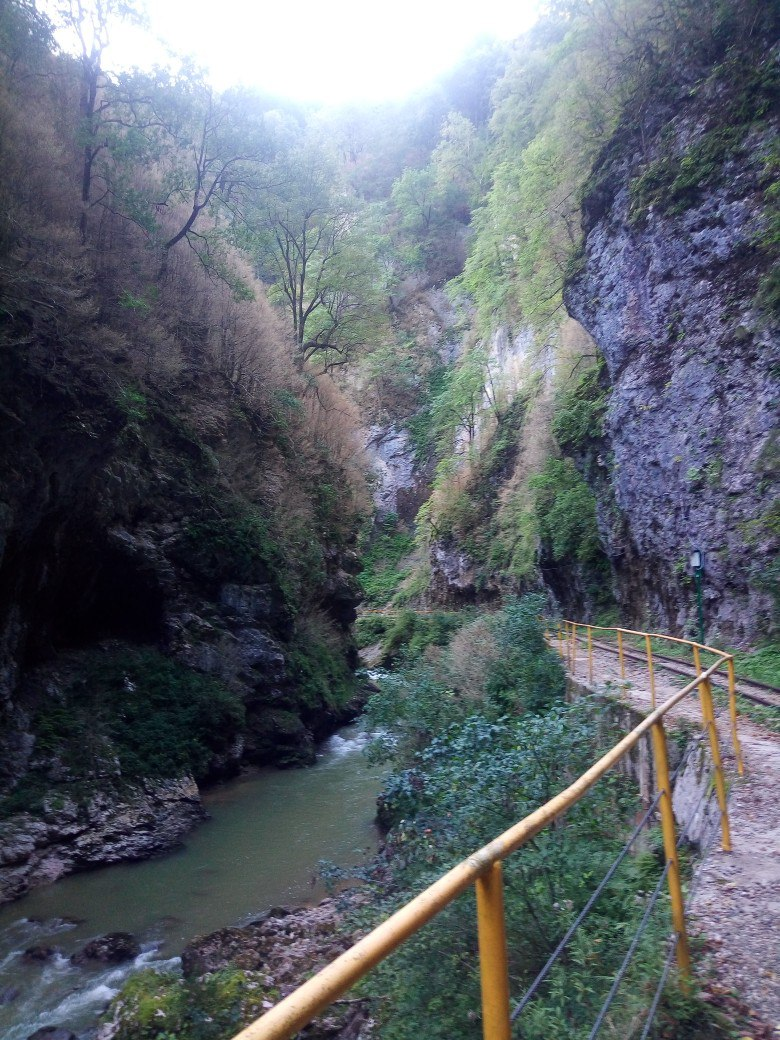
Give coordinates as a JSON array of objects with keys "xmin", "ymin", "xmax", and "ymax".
[
  {"xmin": 54, "ymin": 0, "xmax": 146, "ymax": 241},
  {"xmin": 430, "ymin": 112, "xmax": 489, "ymax": 215},
  {"xmin": 429, "ymin": 348, "xmax": 495, "ymax": 457},
  {"xmin": 154, "ymin": 79, "xmax": 276, "ymax": 273},
  {"xmin": 249, "ymin": 143, "xmax": 390, "ymax": 370},
  {"xmin": 0, "ymin": 0, "xmax": 54, "ymax": 77}
]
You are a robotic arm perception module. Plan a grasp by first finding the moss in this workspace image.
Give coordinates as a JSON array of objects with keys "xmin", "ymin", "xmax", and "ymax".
[
  {"xmin": 286, "ymin": 628, "xmax": 356, "ymax": 714},
  {"xmin": 22, "ymin": 648, "xmax": 245, "ymax": 787},
  {"xmin": 628, "ymin": 126, "xmax": 744, "ymax": 220},
  {"xmin": 110, "ymin": 966, "xmax": 269, "ymax": 1040},
  {"xmin": 628, "ymin": 55, "xmax": 780, "ymax": 225}
]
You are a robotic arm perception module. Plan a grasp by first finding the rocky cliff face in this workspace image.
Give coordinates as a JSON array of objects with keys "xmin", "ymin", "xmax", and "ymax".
[
  {"xmin": 564, "ymin": 43, "xmax": 780, "ymax": 643},
  {"xmin": 0, "ymin": 777, "xmax": 204, "ymax": 904},
  {"xmin": 0, "ymin": 336, "xmax": 363, "ymax": 901}
]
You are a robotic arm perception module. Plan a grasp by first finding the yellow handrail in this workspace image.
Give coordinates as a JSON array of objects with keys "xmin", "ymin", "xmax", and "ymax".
[
  {"xmin": 560, "ymin": 620, "xmax": 744, "ymax": 775},
  {"xmin": 231, "ymin": 642, "xmax": 735, "ymax": 1040}
]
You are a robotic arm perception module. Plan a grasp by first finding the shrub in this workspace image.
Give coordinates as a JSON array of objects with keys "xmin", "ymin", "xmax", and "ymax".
[
  {"xmin": 286, "ymin": 612, "xmax": 357, "ymax": 713},
  {"xmin": 484, "ymin": 594, "xmax": 566, "ymax": 713},
  {"xmin": 32, "ymin": 648, "xmax": 245, "ymax": 784}
]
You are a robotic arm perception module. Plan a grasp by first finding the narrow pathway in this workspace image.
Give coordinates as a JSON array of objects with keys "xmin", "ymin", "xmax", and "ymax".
[{"xmin": 568, "ymin": 644, "xmax": 780, "ymax": 1037}]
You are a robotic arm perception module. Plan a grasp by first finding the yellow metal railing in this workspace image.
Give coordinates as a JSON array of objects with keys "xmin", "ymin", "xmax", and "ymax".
[
  {"xmin": 231, "ymin": 626, "xmax": 740, "ymax": 1040},
  {"xmin": 560, "ymin": 620, "xmax": 744, "ymax": 778}
]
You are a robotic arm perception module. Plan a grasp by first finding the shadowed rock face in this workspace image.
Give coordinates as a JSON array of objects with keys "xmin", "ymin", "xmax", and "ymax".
[
  {"xmin": 565, "ymin": 54, "xmax": 780, "ymax": 644},
  {"xmin": 0, "ymin": 346, "xmax": 361, "ymax": 904},
  {"xmin": 0, "ymin": 778, "xmax": 205, "ymax": 905}
]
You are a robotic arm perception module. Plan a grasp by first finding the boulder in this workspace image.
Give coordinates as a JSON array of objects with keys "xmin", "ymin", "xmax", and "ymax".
[
  {"xmin": 71, "ymin": 931, "xmax": 140, "ymax": 965},
  {"xmin": 26, "ymin": 1029, "xmax": 78, "ymax": 1040}
]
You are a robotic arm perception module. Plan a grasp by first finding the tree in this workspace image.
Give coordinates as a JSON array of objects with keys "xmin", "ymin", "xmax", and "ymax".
[
  {"xmin": 152, "ymin": 81, "xmax": 276, "ymax": 267},
  {"xmin": 54, "ymin": 0, "xmax": 144, "ymax": 242},
  {"xmin": 249, "ymin": 144, "xmax": 389, "ymax": 370},
  {"xmin": 0, "ymin": 0, "xmax": 54, "ymax": 78},
  {"xmin": 430, "ymin": 348, "xmax": 492, "ymax": 456},
  {"xmin": 391, "ymin": 166, "xmax": 439, "ymax": 234},
  {"xmin": 430, "ymin": 112, "xmax": 489, "ymax": 215}
]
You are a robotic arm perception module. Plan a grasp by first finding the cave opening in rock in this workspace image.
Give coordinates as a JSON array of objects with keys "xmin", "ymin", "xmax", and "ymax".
[{"xmin": 16, "ymin": 523, "xmax": 167, "ymax": 662}]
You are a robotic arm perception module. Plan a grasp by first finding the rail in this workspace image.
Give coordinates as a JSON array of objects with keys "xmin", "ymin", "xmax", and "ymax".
[
  {"xmin": 231, "ymin": 624, "xmax": 740, "ymax": 1040},
  {"xmin": 559, "ymin": 620, "xmax": 744, "ymax": 777}
]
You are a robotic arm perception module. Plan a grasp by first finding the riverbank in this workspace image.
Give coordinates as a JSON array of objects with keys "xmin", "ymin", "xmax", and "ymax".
[
  {"xmin": 101, "ymin": 897, "xmax": 374, "ymax": 1040},
  {"xmin": 0, "ymin": 725, "xmax": 385, "ymax": 1040}
]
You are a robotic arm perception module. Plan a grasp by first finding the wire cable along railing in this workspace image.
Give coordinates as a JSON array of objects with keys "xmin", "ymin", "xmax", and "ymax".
[{"xmin": 231, "ymin": 624, "xmax": 743, "ymax": 1040}]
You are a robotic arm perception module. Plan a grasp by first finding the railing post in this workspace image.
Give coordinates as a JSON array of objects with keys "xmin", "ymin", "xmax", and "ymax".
[
  {"xmin": 699, "ymin": 678, "xmax": 733, "ymax": 853},
  {"xmin": 644, "ymin": 634, "xmax": 656, "ymax": 708},
  {"xmin": 617, "ymin": 629, "xmax": 625, "ymax": 680},
  {"xmin": 692, "ymin": 647, "xmax": 733, "ymax": 851},
  {"xmin": 475, "ymin": 862, "xmax": 511, "ymax": 1040},
  {"xmin": 571, "ymin": 624, "xmax": 578, "ymax": 674},
  {"xmin": 726, "ymin": 657, "xmax": 745, "ymax": 776},
  {"xmin": 587, "ymin": 625, "xmax": 594, "ymax": 683},
  {"xmin": 650, "ymin": 719, "xmax": 691, "ymax": 976}
]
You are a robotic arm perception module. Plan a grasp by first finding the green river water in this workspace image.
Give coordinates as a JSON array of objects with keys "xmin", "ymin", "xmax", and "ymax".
[{"xmin": 0, "ymin": 722, "xmax": 385, "ymax": 1040}]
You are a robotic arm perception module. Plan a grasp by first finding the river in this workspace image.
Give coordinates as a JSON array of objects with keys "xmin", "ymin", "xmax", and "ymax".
[{"xmin": 0, "ymin": 722, "xmax": 385, "ymax": 1040}]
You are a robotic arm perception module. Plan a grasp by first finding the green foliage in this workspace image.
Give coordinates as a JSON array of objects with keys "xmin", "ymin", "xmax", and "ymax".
[
  {"xmin": 551, "ymin": 358, "xmax": 608, "ymax": 452},
  {"xmin": 429, "ymin": 393, "xmax": 528, "ymax": 558},
  {"xmin": 357, "ymin": 515, "xmax": 416, "ymax": 607},
  {"xmin": 629, "ymin": 52, "xmax": 780, "ymax": 225},
  {"xmin": 755, "ymin": 144, "xmax": 780, "ymax": 314},
  {"xmin": 116, "ymin": 386, "xmax": 149, "ymax": 424},
  {"xmin": 365, "ymin": 597, "xmax": 565, "ymax": 765},
  {"xmin": 629, "ymin": 127, "xmax": 744, "ymax": 220},
  {"xmin": 428, "ymin": 347, "xmax": 490, "ymax": 457},
  {"xmin": 376, "ymin": 609, "xmax": 467, "ymax": 666},
  {"xmin": 360, "ymin": 690, "xmax": 663, "ymax": 1040},
  {"xmin": 175, "ymin": 505, "xmax": 289, "ymax": 599},
  {"xmin": 731, "ymin": 642, "xmax": 780, "ymax": 688},
  {"xmin": 68, "ymin": 648, "xmax": 243, "ymax": 782},
  {"xmin": 286, "ymin": 619, "xmax": 357, "ymax": 713},
  {"xmin": 529, "ymin": 458, "xmax": 603, "ymax": 566},
  {"xmin": 1, "ymin": 649, "xmax": 246, "ymax": 814},
  {"xmin": 485, "ymin": 595, "xmax": 566, "ymax": 712},
  {"xmin": 406, "ymin": 362, "xmax": 450, "ymax": 462}
]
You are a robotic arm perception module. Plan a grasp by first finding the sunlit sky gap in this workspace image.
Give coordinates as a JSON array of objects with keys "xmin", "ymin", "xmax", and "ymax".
[{"xmin": 46, "ymin": 0, "xmax": 542, "ymax": 106}]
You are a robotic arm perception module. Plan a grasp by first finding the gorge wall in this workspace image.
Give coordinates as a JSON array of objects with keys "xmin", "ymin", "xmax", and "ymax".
[
  {"xmin": 565, "ymin": 41, "xmax": 780, "ymax": 643},
  {"xmin": 0, "ymin": 273, "xmax": 364, "ymax": 904}
]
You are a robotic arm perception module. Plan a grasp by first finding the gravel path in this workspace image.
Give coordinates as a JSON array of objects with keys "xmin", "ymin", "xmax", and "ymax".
[{"xmin": 568, "ymin": 643, "xmax": 780, "ymax": 1037}]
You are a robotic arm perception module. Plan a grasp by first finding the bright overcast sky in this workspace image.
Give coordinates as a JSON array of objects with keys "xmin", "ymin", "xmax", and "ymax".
[{"xmin": 53, "ymin": 0, "xmax": 542, "ymax": 107}]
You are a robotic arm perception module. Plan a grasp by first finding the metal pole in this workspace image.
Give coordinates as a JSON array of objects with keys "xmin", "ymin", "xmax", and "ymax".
[
  {"xmin": 726, "ymin": 657, "xmax": 744, "ymax": 776},
  {"xmin": 698, "ymin": 677, "xmax": 733, "ymax": 852},
  {"xmin": 475, "ymin": 863, "xmax": 512, "ymax": 1040},
  {"xmin": 695, "ymin": 566, "xmax": 705, "ymax": 645},
  {"xmin": 645, "ymin": 634, "xmax": 657, "ymax": 708},
  {"xmin": 571, "ymin": 624, "xmax": 578, "ymax": 674},
  {"xmin": 617, "ymin": 629, "xmax": 625, "ymax": 680},
  {"xmin": 650, "ymin": 720, "xmax": 691, "ymax": 976}
]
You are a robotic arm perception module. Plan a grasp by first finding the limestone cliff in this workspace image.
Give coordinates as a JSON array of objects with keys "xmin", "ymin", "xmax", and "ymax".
[
  {"xmin": 0, "ymin": 287, "xmax": 364, "ymax": 901},
  {"xmin": 564, "ymin": 40, "xmax": 780, "ymax": 642}
]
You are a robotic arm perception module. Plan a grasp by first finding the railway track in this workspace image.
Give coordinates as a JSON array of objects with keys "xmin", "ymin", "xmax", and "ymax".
[{"xmin": 570, "ymin": 635, "xmax": 780, "ymax": 710}]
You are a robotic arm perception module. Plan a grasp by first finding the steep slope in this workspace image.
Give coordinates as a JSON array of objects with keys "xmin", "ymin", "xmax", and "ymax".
[
  {"xmin": 565, "ymin": 38, "xmax": 780, "ymax": 642},
  {"xmin": 0, "ymin": 7, "xmax": 368, "ymax": 901}
]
